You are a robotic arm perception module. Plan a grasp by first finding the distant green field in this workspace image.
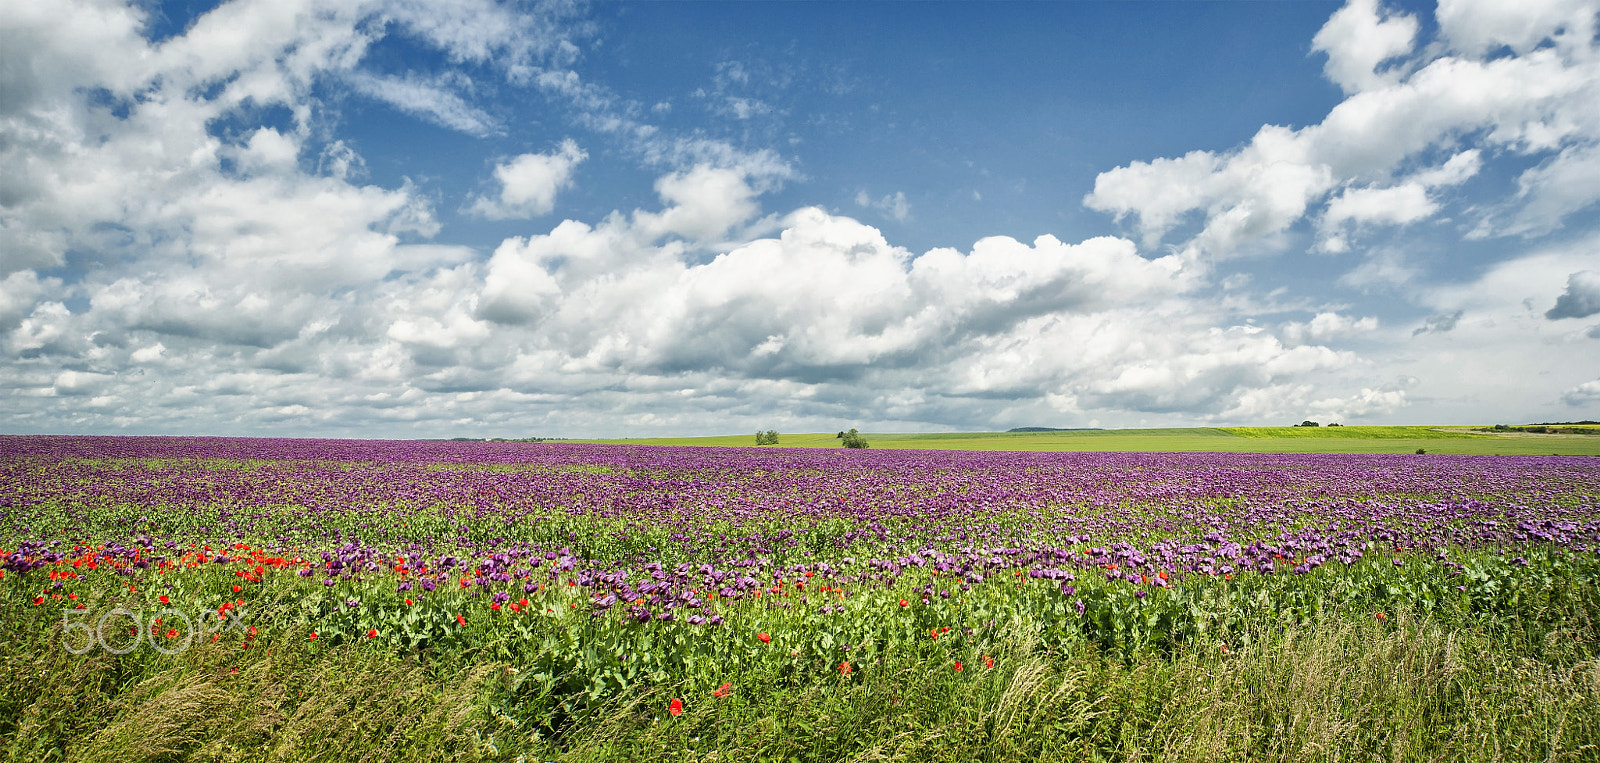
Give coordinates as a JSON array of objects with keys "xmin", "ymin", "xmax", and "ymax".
[
  {"xmin": 571, "ymin": 426, "xmax": 1600, "ymax": 455},
  {"xmin": 1220, "ymin": 426, "xmax": 1481, "ymax": 439}
]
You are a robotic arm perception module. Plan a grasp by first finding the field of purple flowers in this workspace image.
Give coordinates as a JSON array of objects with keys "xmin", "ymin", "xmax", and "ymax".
[{"xmin": 2, "ymin": 435, "xmax": 1598, "ymax": 761}]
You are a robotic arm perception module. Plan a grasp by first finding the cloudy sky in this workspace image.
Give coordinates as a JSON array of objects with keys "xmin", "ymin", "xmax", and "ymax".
[{"xmin": 3, "ymin": 0, "xmax": 1599, "ymax": 438}]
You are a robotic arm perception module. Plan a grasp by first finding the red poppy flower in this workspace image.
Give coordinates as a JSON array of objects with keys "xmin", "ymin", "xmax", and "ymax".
[
  {"xmin": 668, "ymin": 698, "xmax": 683, "ymax": 716},
  {"xmin": 367, "ymin": 629, "xmax": 377, "ymax": 638},
  {"xmin": 839, "ymin": 661, "xmax": 852, "ymax": 675},
  {"xmin": 309, "ymin": 633, "xmax": 318, "ymax": 641},
  {"xmin": 456, "ymin": 614, "xmax": 466, "ymax": 626},
  {"xmin": 166, "ymin": 628, "xmax": 178, "ymax": 639},
  {"xmin": 405, "ymin": 598, "xmax": 414, "ymax": 606},
  {"xmin": 232, "ymin": 585, "xmax": 241, "ymax": 593},
  {"xmin": 953, "ymin": 661, "xmax": 963, "ymax": 672},
  {"xmin": 757, "ymin": 632, "xmax": 771, "ymax": 643},
  {"xmin": 712, "ymin": 682, "xmax": 732, "ymax": 698},
  {"xmin": 984, "ymin": 655, "xmax": 994, "ymax": 669},
  {"xmin": 898, "ymin": 599, "xmax": 909, "ymax": 607},
  {"xmin": 32, "ymin": 596, "xmax": 43, "ymax": 606},
  {"xmin": 490, "ymin": 602, "xmax": 501, "ymax": 611},
  {"xmin": 159, "ymin": 595, "xmax": 169, "ymax": 604},
  {"xmin": 1375, "ymin": 612, "xmax": 1387, "ymax": 621}
]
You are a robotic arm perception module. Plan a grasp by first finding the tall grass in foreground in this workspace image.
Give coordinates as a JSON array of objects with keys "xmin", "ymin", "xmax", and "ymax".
[{"xmin": 4, "ymin": 608, "xmax": 1596, "ymax": 762}]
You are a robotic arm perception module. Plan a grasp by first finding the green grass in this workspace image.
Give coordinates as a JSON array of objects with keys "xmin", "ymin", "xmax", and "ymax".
[
  {"xmin": 1219, "ymin": 426, "xmax": 1482, "ymax": 439},
  {"xmin": 5, "ymin": 585, "xmax": 1597, "ymax": 762},
  {"xmin": 570, "ymin": 426, "xmax": 1600, "ymax": 456}
]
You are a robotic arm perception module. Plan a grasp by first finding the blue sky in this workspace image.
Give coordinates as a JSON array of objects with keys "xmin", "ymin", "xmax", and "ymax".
[
  {"xmin": 2, "ymin": 0, "xmax": 1598, "ymax": 437},
  {"xmin": 352, "ymin": 1, "xmax": 1354, "ymax": 255}
]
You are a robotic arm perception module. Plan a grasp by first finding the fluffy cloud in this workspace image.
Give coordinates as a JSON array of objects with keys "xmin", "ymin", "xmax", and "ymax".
[
  {"xmin": 1311, "ymin": 0, "xmax": 1419, "ymax": 94},
  {"xmin": 1324, "ymin": 184, "xmax": 1435, "ymax": 229},
  {"xmin": 1315, "ymin": 150, "xmax": 1481, "ymax": 251},
  {"xmin": 380, "ymin": 185, "xmax": 1387, "ymax": 432},
  {"xmin": 1434, "ymin": 0, "xmax": 1598, "ymax": 57},
  {"xmin": 636, "ymin": 164, "xmax": 772, "ymax": 243},
  {"xmin": 1563, "ymin": 379, "xmax": 1600, "ymax": 407},
  {"xmin": 1309, "ymin": 386, "xmax": 1411, "ymax": 421},
  {"xmin": 1282, "ymin": 312, "xmax": 1380, "ymax": 345},
  {"xmin": 1546, "ymin": 271, "xmax": 1600, "ymax": 320},
  {"xmin": 1317, "ymin": 183, "xmax": 1435, "ymax": 252},
  {"xmin": 477, "ymin": 169, "xmax": 1202, "ymax": 385},
  {"xmin": 1085, "ymin": 0, "xmax": 1600, "ymax": 258},
  {"xmin": 466, "ymin": 140, "xmax": 587, "ymax": 219},
  {"xmin": 1084, "ymin": 126, "xmax": 1333, "ymax": 255}
]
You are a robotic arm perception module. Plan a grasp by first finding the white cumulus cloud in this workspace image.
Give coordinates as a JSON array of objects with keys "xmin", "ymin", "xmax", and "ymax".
[
  {"xmin": 1563, "ymin": 379, "xmax": 1600, "ymax": 407},
  {"xmin": 1311, "ymin": 0, "xmax": 1419, "ymax": 94},
  {"xmin": 466, "ymin": 140, "xmax": 587, "ymax": 220},
  {"xmin": 1085, "ymin": 0, "xmax": 1600, "ymax": 258}
]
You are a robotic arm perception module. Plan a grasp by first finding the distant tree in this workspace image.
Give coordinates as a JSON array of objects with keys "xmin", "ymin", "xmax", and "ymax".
[
  {"xmin": 755, "ymin": 430, "xmax": 780, "ymax": 445},
  {"xmin": 1327, "ymin": 423, "xmax": 1342, "ymax": 427},
  {"xmin": 1296, "ymin": 420, "xmax": 1320, "ymax": 427},
  {"xmin": 1415, "ymin": 448, "xmax": 1426, "ymax": 454},
  {"xmin": 836, "ymin": 431, "xmax": 845, "ymax": 439},
  {"xmin": 841, "ymin": 428, "xmax": 869, "ymax": 449}
]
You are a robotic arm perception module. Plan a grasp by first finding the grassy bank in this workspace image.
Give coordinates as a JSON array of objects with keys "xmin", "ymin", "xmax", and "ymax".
[
  {"xmin": 4, "ymin": 592, "xmax": 1596, "ymax": 761},
  {"xmin": 5, "ymin": 547, "xmax": 1598, "ymax": 762}
]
